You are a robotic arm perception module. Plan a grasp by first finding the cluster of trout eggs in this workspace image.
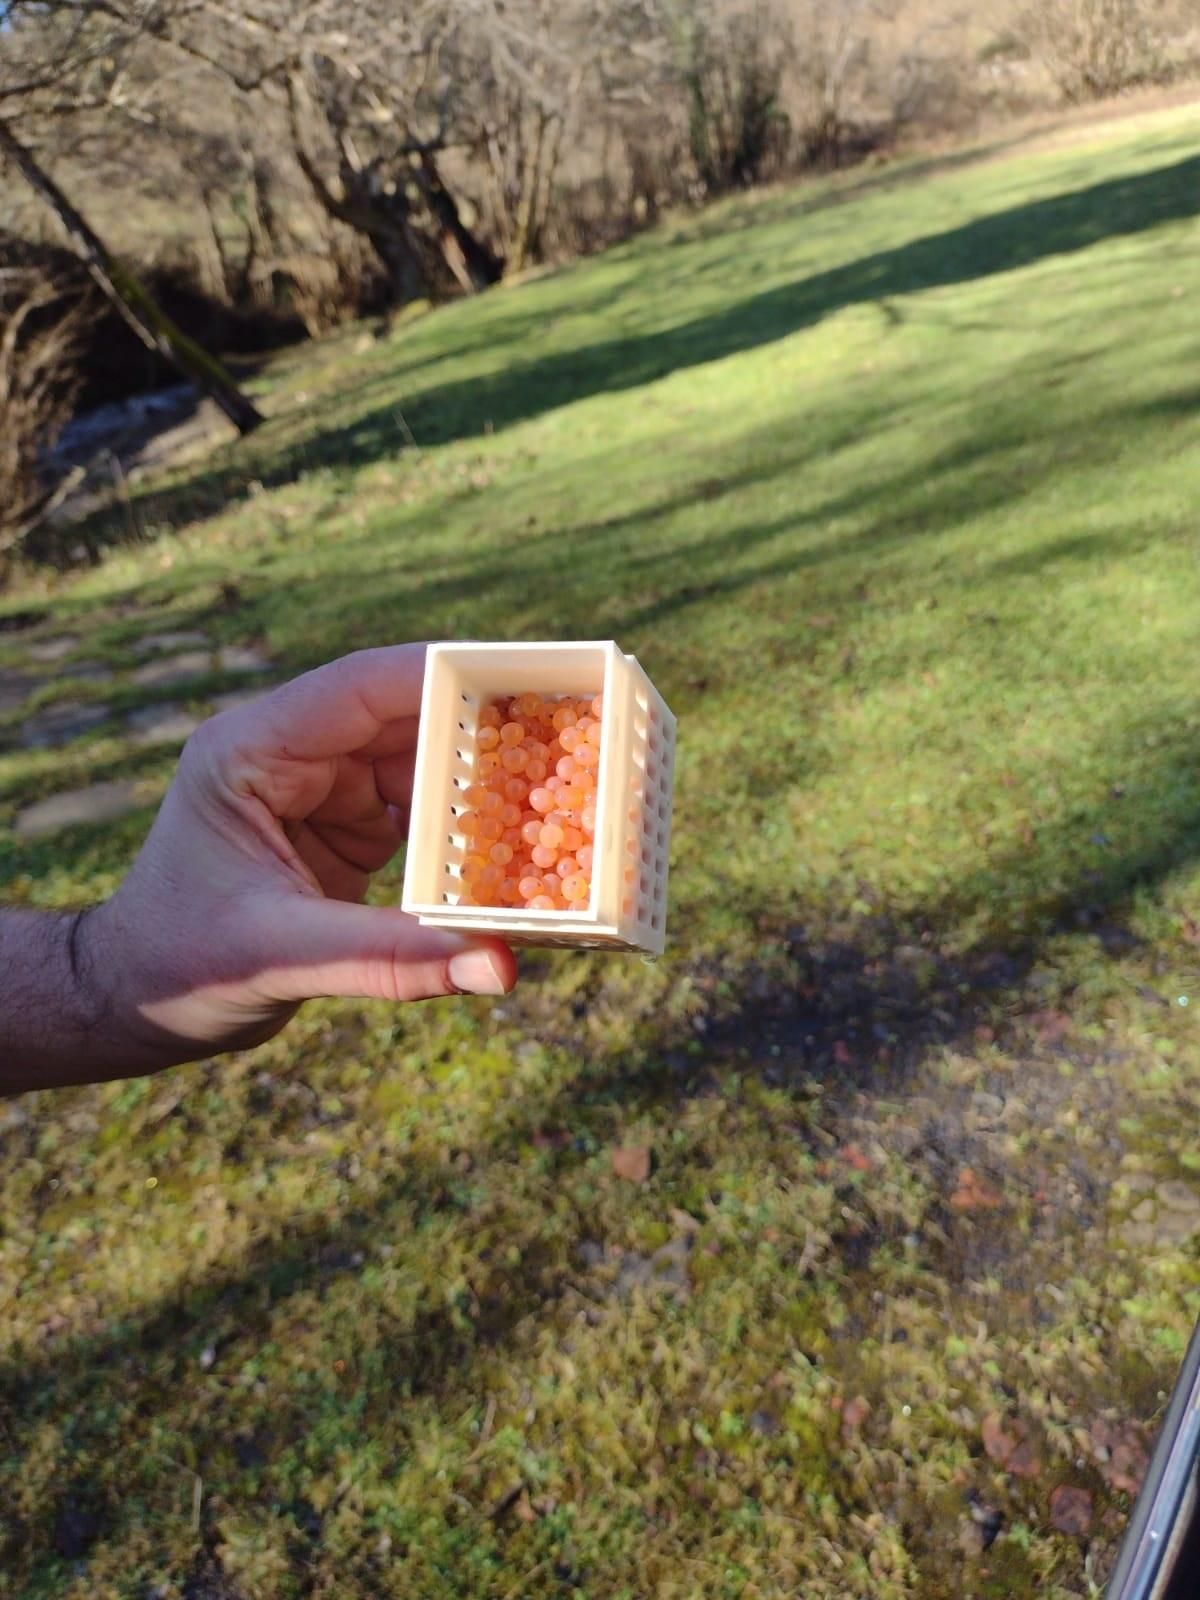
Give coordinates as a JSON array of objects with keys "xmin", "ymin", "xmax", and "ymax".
[{"xmin": 457, "ymin": 693, "xmax": 603, "ymax": 910}]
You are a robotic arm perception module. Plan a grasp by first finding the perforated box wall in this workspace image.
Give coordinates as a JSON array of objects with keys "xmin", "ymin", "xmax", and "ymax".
[{"xmin": 401, "ymin": 641, "xmax": 676, "ymax": 954}]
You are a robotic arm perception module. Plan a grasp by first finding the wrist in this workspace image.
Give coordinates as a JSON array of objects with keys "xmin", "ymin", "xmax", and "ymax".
[{"xmin": 0, "ymin": 904, "xmax": 159, "ymax": 1092}]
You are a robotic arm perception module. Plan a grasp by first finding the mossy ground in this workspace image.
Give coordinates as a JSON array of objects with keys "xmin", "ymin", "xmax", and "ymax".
[{"xmin": 4, "ymin": 101, "xmax": 1200, "ymax": 1599}]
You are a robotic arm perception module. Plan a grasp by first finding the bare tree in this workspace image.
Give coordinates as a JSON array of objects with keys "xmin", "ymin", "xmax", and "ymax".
[
  {"xmin": 0, "ymin": 250, "xmax": 88, "ymax": 556},
  {"xmin": 0, "ymin": 0, "xmax": 264, "ymax": 430},
  {"xmin": 1017, "ymin": 0, "xmax": 1165, "ymax": 101},
  {"xmin": 0, "ymin": 119, "xmax": 263, "ymax": 431}
]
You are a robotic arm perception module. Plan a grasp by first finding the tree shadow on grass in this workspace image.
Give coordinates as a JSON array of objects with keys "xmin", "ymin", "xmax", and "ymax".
[
  {"xmin": 69, "ymin": 148, "xmax": 1200, "ymax": 557},
  {"xmin": 6, "ymin": 706, "xmax": 1198, "ymax": 1592}
]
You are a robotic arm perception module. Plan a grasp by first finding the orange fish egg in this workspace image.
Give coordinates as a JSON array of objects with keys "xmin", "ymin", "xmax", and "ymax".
[
  {"xmin": 562, "ymin": 873, "xmax": 589, "ymax": 902},
  {"xmin": 551, "ymin": 706, "xmax": 576, "ymax": 732},
  {"xmin": 501, "ymin": 827, "xmax": 522, "ymax": 848},
  {"xmin": 559, "ymin": 726, "xmax": 583, "ymax": 753},
  {"xmin": 580, "ymin": 804, "xmax": 596, "ymax": 835},
  {"xmin": 556, "ymin": 755, "xmax": 578, "ymax": 781},
  {"xmin": 477, "ymin": 725, "xmax": 500, "ymax": 751},
  {"xmin": 525, "ymin": 758, "xmax": 548, "ymax": 783},
  {"xmin": 500, "ymin": 721, "xmax": 524, "ymax": 746},
  {"xmin": 478, "ymin": 751, "xmax": 501, "ymax": 777},
  {"xmin": 541, "ymin": 872, "xmax": 563, "ymax": 899},
  {"xmin": 558, "ymin": 786, "xmax": 584, "ymax": 810},
  {"xmin": 520, "ymin": 819, "xmax": 543, "ymax": 847},
  {"xmin": 518, "ymin": 875, "xmax": 543, "ymax": 900},
  {"xmin": 531, "ymin": 843, "xmax": 557, "ymax": 869},
  {"xmin": 499, "ymin": 803, "xmax": 522, "ymax": 828},
  {"xmin": 490, "ymin": 841, "xmax": 514, "ymax": 866},
  {"xmin": 556, "ymin": 855, "xmax": 579, "ymax": 879},
  {"xmin": 529, "ymin": 787, "xmax": 556, "ymax": 814},
  {"xmin": 464, "ymin": 783, "xmax": 488, "ymax": 807},
  {"xmin": 539, "ymin": 822, "xmax": 565, "ymax": 849},
  {"xmin": 459, "ymin": 810, "xmax": 481, "ymax": 839},
  {"xmin": 504, "ymin": 777, "xmax": 528, "ymax": 804},
  {"xmin": 481, "ymin": 790, "xmax": 503, "ymax": 815},
  {"xmin": 461, "ymin": 852, "xmax": 488, "ymax": 882},
  {"xmin": 562, "ymin": 826, "xmax": 584, "ymax": 853},
  {"xmin": 529, "ymin": 895, "xmax": 556, "ymax": 910},
  {"xmin": 576, "ymin": 845, "xmax": 594, "ymax": 872},
  {"xmin": 479, "ymin": 705, "xmax": 502, "ymax": 729},
  {"xmin": 499, "ymin": 877, "xmax": 520, "ymax": 904},
  {"xmin": 479, "ymin": 862, "xmax": 503, "ymax": 888},
  {"xmin": 591, "ymin": 694, "xmax": 603, "ymax": 719},
  {"xmin": 480, "ymin": 816, "xmax": 504, "ymax": 843},
  {"xmin": 501, "ymin": 746, "xmax": 528, "ymax": 774},
  {"xmin": 574, "ymin": 741, "xmax": 599, "ymax": 768}
]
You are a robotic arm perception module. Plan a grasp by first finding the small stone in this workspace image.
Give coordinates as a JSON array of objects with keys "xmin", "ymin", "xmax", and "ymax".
[
  {"xmin": 132, "ymin": 650, "xmax": 212, "ymax": 688},
  {"xmin": 211, "ymin": 687, "xmax": 269, "ymax": 715},
  {"xmin": 1154, "ymin": 1208, "xmax": 1200, "ymax": 1247},
  {"xmin": 21, "ymin": 702, "xmax": 111, "ymax": 749},
  {"xmin": 27, "ymin": 635, "xmax": 80, "ymax": 663},
  {"xmin": 217, "ymin": 644, "xmax": 272, "ymax": 674},
  {"xmin": 958, "ymin": 1518, "xmax": 986, "ymax": 1559},
  {"xmin": 0, "ymin": 670, "xmax": 43, "ymax": 714},
  {"xmin": 1157, "ymin": 1180, "xmax": 1200, "ymax": 1214},
  {"xmin": 62, "ymin": 662, "xmax": 115, "ymax": 685},
  {"xmin": 14, "ymin": 780, "xmax": 144, "ymax": 839},
  {"xmin": 131, "ymin": 629, "xmax": 211, "ymax": 657},
  {"xmin": 969, "ymin": 1501, "xmax": 1004, "ymax": 1550},
  {"xmin": 126, "ymin": 704, "xmax": 204, "ymax": 747},
  {"xmin": 612, "ymin": 1235, "xmax": 692, "ymax": 1300},
  {"xmin": 970, "ymin": 1091, "xmax": 1005, "ymax": 1120},
  {"xmin": 1049, "ymin": 1485, "xmax": 1093, "ymax": 1536},
  {"xmin": 1130, "ymin": 1198, "xmax": 1156, "ymax": 1224}
]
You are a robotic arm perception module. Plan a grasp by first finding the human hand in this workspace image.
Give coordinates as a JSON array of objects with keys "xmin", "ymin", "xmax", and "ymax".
[{"xmin": 83, "ymin": 644, "xmax": 517, "ymax": 1074}]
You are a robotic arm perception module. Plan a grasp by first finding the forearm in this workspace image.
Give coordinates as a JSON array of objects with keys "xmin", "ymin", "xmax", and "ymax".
[{"xmin": 0, "ymin": 905, "xmax": 164, "ymax": 1094}]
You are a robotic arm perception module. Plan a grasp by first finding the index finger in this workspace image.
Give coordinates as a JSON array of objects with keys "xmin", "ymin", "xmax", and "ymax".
[{"xmin": 242, "ymin": 644, "xmax": 429, "ymax": 762}]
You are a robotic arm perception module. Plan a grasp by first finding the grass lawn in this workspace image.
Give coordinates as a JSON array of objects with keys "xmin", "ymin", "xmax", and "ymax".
[{"xmin": 4, "ymin": 100, "xmax": 1200, "ymax": 1599}]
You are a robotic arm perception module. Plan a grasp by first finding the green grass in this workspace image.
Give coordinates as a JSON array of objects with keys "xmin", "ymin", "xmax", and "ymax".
[{"xmin": 4, "ymin": 103, "xmax": 1200, "ymax": 1598}]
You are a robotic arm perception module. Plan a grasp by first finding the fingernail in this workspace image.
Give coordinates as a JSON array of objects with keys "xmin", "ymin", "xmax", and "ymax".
[{"xmin": 448, "ymin": 948, "xmax": 508, "ymax": 996}]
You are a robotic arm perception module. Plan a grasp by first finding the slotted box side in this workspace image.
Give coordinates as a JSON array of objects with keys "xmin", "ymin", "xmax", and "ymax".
[
  {"xmin": 402, "ymin": 641, "xmax": 674, "ymax": 953},
  {"xmin": 608, "ymin": 654, "xmax": 676, "ymax": 955}
]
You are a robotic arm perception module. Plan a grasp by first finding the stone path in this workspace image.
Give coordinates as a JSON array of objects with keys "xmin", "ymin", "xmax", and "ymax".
[
  {"xmin": 21, "ymin": 702, "xmax": 112, "ymax": 750},
  {"xmin": 131, "ymin": 650, "xmax": 214, "ymax": 689},
  {"xmin": 1118, "ymin": 1175, "xmax": 1200, "ymax": 1250},
  {"xmin": 14, "ymin": 780, "xmax": 146, "ymax": 840},
  {"xmin": 126, "ymin": 704, "xmax": 205, "ymax": 747},
  {"xmin": 3, "ymin": 622, "xmax": 278, "ymax": 838}
]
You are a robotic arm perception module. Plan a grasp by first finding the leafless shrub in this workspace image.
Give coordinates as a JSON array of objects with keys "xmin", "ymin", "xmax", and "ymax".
[
  {"xmin": 678, "ymin": 0, "xmax": 792, "ymax": 193},
  {"xmin": 1018, "ymin": 0, "xmax": 1166, "ymax": 102},
  {"xmin": 0, "ymin": 253, "xmax": 88, "ymax": 562}
]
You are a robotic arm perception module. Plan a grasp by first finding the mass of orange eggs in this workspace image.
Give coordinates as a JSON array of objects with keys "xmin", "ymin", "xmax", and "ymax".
[{"xmin": 457, "ymin": 691, "xmax": 603, "ymax": 910}]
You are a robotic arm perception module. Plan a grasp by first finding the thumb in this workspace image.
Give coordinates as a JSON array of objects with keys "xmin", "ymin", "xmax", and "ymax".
[{"xmin": 250, "ymin": 895, "xmax": 517, "ymax": 1003}]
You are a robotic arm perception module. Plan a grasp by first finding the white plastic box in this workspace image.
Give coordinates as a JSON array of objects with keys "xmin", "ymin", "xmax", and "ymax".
[{"xmin": 402, "ymin": 641, "xmax": 676, "ymax": 954}]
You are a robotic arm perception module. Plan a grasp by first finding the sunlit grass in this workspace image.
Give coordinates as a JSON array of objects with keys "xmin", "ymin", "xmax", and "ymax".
[{"xmin": 3, "ymin": 104, "xmax": 1200, "ymax": 1598}]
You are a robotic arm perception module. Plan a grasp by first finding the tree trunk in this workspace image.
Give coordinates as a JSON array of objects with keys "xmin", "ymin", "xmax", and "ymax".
[
  {"xmin": 287, "ymin": 68, "xmax": 431, "ymax": 309},
  {"xmin": 0, "ymin": 119, "xmax": 263, "ymax": 435},
  {"xmin": 414, "ymin": 154, "xmax": 503, "ymax": 294}
]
